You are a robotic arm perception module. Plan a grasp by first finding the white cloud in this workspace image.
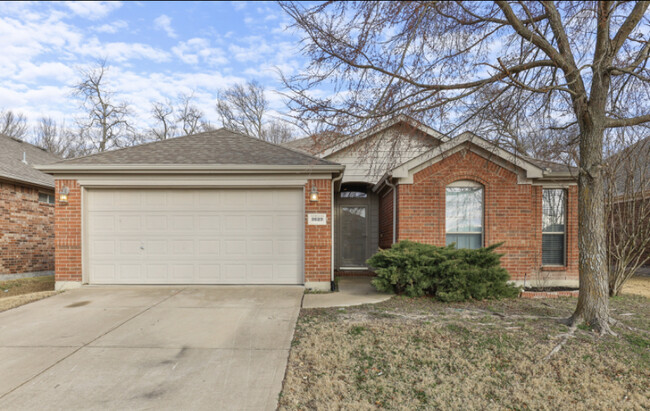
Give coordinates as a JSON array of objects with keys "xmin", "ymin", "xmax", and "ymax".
[
  {"xmin": 153, "ymin": 14, "xmax": 177, "ymax": 38},
  {"xmin": 231, "ymin": 1, "xmax": 247, "ymax": 11},
  {"xmin": 172, "ymin": 38, "xmax": 228, "ymax": 66},
  {"xmin": 65, "ymin": 1, "xmax": 122, "ymax": 20},
  {"xmin": 77, "ymin": 37, "xmax": 171, "ymax": 63},
  {"xmin": 95, "ymin": 20, "xmax": 128, "ymax": 34}
]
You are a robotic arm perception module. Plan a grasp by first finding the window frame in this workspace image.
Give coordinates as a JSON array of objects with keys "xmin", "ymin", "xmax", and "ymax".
[
  {"xmin": 541, "ymin": 188, "xmax": 567, "ymax": 267},
  {"xmin": 38, "ymin": 192, "xmax": 55, "ymax": 205},
  {"xmin": 445, "ymin": 180, "xmax": 484, "ymax": 249}
]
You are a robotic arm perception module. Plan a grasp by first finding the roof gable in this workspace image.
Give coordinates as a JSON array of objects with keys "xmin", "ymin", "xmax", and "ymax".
[
  {"xmin": 281, "ymin": 115, "xmax": 448, "ymax": 158},
  {"xmin": 388, "ymin": 132, "xmax": 546, "ymax": 183},
  {"xmin": 321, "ymin": 115, "xmax": 449, "ymax": 158}
]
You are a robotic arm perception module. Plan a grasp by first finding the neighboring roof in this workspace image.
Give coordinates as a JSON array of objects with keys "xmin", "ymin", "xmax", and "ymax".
[
  {"xmin": 282, "ymin": 115, "xmax": 449, "ymax": 158},
  {"xmin": 606, "ymin": 136, "xmax": 650, "ymax": 196},
  {"xmin": 40, "ymin": 128, "xmax": 343, "ymax": 173},
  {"xmin": 374, "ymin": 131, "xmax": 575, "ymax": 190},
  {"xmin": 282, "ymin": 131, "xmax": 343, "ymax": 155},
  {"xmin": 0, "ymin": 134, "xmax": 60, "ymax": 189},
  {"xmin": 521, "ymin": 156, "xmax": 576, "ymax": 175}
]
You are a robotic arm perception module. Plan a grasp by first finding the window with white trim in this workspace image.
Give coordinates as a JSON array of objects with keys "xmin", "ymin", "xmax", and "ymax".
[
  {"xmin": 446, "ymin": 181, "xmax": 483, "ymax": 249},
  {"xmin": 542, "ymin": 189, "xmax": 566, "ymax": 265}
]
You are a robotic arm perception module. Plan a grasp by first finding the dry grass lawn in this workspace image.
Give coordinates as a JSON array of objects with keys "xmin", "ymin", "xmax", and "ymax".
[
  {"xmin": 280, "ymin": 295, "xmax": 650, "ymax": 410},
  {"xmin": 0, "ymin": 276, "xmax": 57, "ymax": 313},
  {"xmin": 622, "ymin": 275, "xmax": 650, "ymax": 299}
]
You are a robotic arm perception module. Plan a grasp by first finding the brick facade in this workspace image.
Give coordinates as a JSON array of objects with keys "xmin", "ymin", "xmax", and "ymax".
[
  {"xmin": 0, "ymin": 182, "xmax": 54, "ymax": 276},
  {"xmin": 378, "ymin": 188, "xmax": 394, "ymax": 249},
  {"xmin": 54, "ymin": 180, "xmax": 82, "ymax": 283},
  {"xmin": 395, "ymin": 149, "xmax": 579, "ymax": 282},
  {"xmin": 304, "ymin": 178, "xmax": 333, "ymax": 284}
]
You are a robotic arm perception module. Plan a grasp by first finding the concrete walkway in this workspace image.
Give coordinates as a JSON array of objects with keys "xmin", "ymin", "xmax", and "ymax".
[
  {"xmin": 0, "ymin": 286, "xmax": 302, "ymax": 410},
  {"xmin": 302, "ymin": 277, "xmax": 392, "ymax": 308}
]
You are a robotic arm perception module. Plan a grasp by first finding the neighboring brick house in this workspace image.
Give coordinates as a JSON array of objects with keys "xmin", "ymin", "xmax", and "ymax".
[
  {"xmin": 41, "ymin": 118, "xmax": 578, "ymax": 291},
  {"xmin": 0, "ymin": 134, "xmax": 60, "ymax": 279}
]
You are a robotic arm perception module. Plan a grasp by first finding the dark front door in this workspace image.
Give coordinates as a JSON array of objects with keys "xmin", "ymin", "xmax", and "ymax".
[{"xmin": 340, "ymin": 205, "xmax": 368, "ymax": 267}]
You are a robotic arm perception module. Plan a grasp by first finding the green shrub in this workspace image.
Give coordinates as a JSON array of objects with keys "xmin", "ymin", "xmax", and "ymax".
[{"xmin": 367, "ymin": 241, "xmax": 520, "ymax": 301}]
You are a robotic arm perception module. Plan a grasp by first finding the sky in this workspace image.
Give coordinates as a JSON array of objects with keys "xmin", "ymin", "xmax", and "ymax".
[{"xmin": 0, "ymin": 1, "xmax": 306, "ymax": 133}]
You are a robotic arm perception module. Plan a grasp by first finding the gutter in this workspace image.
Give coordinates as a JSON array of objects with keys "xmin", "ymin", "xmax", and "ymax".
[
  {"xmin": 35, "ymin": 163, "xmax": 346, "ymax": 174},
  {"xmin": 0, "ymin": 175, "xmax": 55, "ymax": 191}
]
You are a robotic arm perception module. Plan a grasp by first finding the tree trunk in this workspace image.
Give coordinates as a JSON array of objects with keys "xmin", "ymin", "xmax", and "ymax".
[{"xmin": 570, "ymin": 123, "xmax": 612, "ymax": 334}]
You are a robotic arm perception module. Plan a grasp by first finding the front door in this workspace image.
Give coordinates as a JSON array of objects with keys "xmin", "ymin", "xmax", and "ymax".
[{"xmin": 340, "ymin": 205, "xmax": 368, "ymax": 267}]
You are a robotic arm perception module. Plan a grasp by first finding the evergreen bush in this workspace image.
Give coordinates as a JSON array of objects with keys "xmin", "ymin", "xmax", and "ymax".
[{"xmin": 368, "ymin": 241, "xmax": 520, "ymax": 301}]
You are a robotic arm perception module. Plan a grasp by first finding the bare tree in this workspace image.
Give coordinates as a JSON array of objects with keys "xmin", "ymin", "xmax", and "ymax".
[
  {"xmin": 150, "ymin": 99, "xmax": 178, "ymax": 140},
  {"xmin": 216, "ymin": 80, "xmax": 267, "ymax": 138},
  {"xmin": 280, "ymin": 1, "xmax": 650, "ymax": 333},
  {"xmin": 149, "ymin": 93, "xmax": 212, "ymax": 140},
  {"xmin": 605, "ymin": 135, "xmax": 650, "ymax": 296},
  {"xmin": 216, "ymin": 80, "xmax": 295, "ymax": 142},
  {"xmin": 177, "ymin": 93, "xmax": 211, "ymax": 135},
  {"xmin": 0, "ymin": 109, "xmax": 28, "ymax": 140},
  {"xmin": 32, "ymin": 117, "xmax": 89, "ymax": 158},
  {"xmin": 262, "ymin": 119, "xmax": 294, "ymax": 144},
  {"xmin": 72, "ymin": 60, "xmax": 133, "ymax": 152}
]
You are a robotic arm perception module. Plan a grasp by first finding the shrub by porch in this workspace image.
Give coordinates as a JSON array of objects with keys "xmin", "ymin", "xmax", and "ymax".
[{"xmin": 368, "ymin": 241, "xmax": 520, "ymax": 301}]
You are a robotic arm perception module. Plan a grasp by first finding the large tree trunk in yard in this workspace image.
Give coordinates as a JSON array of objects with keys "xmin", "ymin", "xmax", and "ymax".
[{"xmin": 570, "ymin": 123, "xmax": 612, "ymax": 335}]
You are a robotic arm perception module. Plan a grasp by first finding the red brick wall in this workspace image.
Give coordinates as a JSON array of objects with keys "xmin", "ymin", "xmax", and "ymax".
[
  {"xmin": 378, "ymin": 188, "xmax": 394, "ymax": 249},
  {"xmin": 304, "ymin": 179, "xmax": 332, "ymax": 283},
  {"xmin": 0, "ymin": 182, "xmax": 54, "ymax": 275},
  {"xmin": 54, "ymin": 180, "xmax": 82, "ymax": 283},
  {"xmin": 396, "ymin": 148, "xmax": 579, "ymax": 281}
]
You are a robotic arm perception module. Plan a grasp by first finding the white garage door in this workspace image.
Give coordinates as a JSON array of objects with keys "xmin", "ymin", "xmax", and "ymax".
[{"xmin": 86, "ymin": 188, "xmax": 303, "ymax": 284}]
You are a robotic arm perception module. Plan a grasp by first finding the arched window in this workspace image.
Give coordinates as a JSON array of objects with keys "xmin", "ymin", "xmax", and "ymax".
[{"xmin": 446, "ymin": 180, "xmax": 483, "ymax": 249}]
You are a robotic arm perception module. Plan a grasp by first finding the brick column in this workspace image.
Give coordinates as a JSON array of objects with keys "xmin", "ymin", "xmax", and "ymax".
[
  {"xmin": 54, "ymin": 180, "xmax": 82, "ymax": 289},
  {"xmin": 304, "ymin": 178, "xmax": 332, "ymax": 290}
]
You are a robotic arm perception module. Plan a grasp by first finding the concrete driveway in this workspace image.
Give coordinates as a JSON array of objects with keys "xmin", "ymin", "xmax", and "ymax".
[{"xmin": 0, "ymin": 286, "xmax": 303, "ymax": 410}]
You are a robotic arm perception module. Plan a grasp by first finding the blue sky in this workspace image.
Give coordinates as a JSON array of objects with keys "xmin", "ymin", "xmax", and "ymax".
[{"xmin": 0, "ymin": 1, "xmax": 305, "ymax": 131}]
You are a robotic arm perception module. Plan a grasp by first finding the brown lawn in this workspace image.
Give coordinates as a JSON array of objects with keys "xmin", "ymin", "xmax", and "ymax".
[
  {"xmin": 279, "ymin": 295, "xmax": 650, "ymax": 410},
  {"xmin": 622, "ymin": 275, "xmax": 650, "ymax": 299},
  {"xmin": 0, "ymin": 276, "xmax": 57, "ymax": 313}
]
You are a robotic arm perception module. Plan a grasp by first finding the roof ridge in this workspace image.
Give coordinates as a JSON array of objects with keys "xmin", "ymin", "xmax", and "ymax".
[
  {"xmin": 55, "ymin": 129, "xmax": 227, "ymax": 164},
  {"xmin": 221, "ymin": 127, "xmax": 339, "ymax": 165}
]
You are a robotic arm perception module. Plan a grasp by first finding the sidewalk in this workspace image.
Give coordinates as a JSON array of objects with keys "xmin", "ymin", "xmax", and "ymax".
[{"xmin": 302, "ymin": 277, "xmax": 392, "ymax": 308}]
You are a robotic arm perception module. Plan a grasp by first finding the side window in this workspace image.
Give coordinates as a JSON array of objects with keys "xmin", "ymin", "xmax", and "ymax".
[
  {"xmin": 38, "ymin": 193, "xmax": 55, "ymax": 205},
  {"xmin": 542, "ymin": 189, "xmax": 566, "ymax": 265},
  {"xmin": 446, "ymin": 181, "xmax": 483, "ymax": 249}
]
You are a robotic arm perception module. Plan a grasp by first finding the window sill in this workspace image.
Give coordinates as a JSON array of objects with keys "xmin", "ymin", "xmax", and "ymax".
[{"xmin": 541, "ymin": 265, "xmax": 567, "ymax": 271}]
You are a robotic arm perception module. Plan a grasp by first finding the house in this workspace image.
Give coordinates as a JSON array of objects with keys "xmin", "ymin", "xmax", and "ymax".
[
  {"xmin": 39, "ymin": 118, "xmax": 578, "ymax": 291},
  {"xmin": 0, "ymin": 134, "xmax": 60, "ymax": 279}
]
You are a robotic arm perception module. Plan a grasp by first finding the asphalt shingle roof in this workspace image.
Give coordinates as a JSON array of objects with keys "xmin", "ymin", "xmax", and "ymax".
[
  {"xmin": 56, "ymin": 128, "xmax": 338, "ymax": 167},
  {"xmin": 0, "ymin": 134, "xmax": 60, "ymax": 188}
]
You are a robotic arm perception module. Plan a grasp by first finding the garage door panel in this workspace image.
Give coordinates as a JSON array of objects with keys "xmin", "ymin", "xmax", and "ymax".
[
  {"xmin": 224, "ymin": 264, "xmax": 247, "ymax": 281},
  {"xmin": 197, "ymin": 264, "xmax": 220, "ymax": 281},
  {"xmin": 197, "ymin": 215, "xmax": 220, "ymax": 230},
  {"xmin": 87, "ymin": 188, "xmax": 303, "ymax": 284},
  {"xmin": 119, "ymin": 265, "xmax": 142, "ymax": 281},
  {"xmin": 146, "ymin": 265, "xmax": 168, "ymax": 281},
  {"xmin": 145, "ymin": 215, "xmax": 168, "ymax": 230}
]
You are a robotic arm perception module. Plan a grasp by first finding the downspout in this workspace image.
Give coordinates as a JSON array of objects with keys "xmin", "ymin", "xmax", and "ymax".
[
  {"xmin": 331, "ymin": 172, "xmax": 344, "ymax": 291},
  {"xmin": 384, "ymin": 176, "xmax": 397, "ymax": 244}
]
